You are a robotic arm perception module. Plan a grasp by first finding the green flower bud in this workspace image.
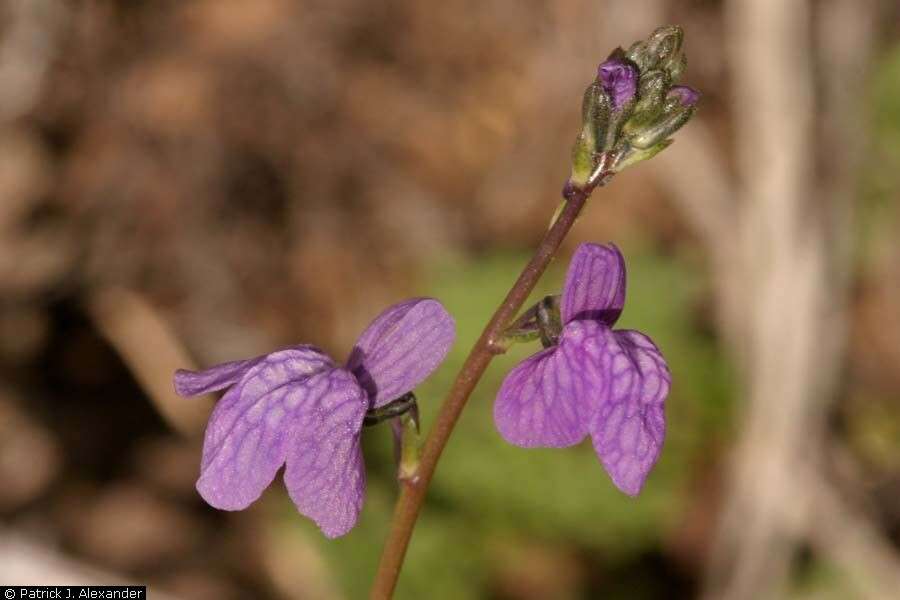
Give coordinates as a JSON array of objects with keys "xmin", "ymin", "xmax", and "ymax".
[
  {"xmin": 663, "ymin": 52, "xmax": 687, "ymax": 83},
  {"xmin": 570, "ymin": 81, "xmax": 612, "ymax": 185},
  {"xmin": 583, "ymin": 81, "xmax": 612, "ymax": 153},
  {"xmin": 565, "ymin": 24, "xmax": 698, "ymax": 189},
  {"xmin": 603, "ymin": 93, "xmax": 637, "ymax": 151},
  {"xmin": 646, "ymin": 26, "xmax": 683, "ymax": 66},
  {"xmin": 623, "ymin": 70, "xmax": 671, "ymax": 134},
  {"xmin": 628, "ymin": 106, "xmax": 694, "ymax": 149},
  {"xmin": 624, "ymin": 40, "xmax": 654, "ymax": 72}
]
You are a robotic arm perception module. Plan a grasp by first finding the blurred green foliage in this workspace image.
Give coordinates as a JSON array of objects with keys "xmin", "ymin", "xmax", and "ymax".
[
  {"xmin": 872, "ymin": 43, "xmax": 900, "ymax": 165},
  {"xmin": 849, "ymin": 40, "xmax": 900, "ymax": 475},
  {"xmin": 862, "ymin": 40, "xmax": 900, "ymax": 255}
]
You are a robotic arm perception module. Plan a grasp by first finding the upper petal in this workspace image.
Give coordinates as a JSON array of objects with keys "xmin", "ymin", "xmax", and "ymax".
[
  {"xmin": 283, "ymin": 368, "xmax": 369, "ymax": 538},
  {"xmin": 174, "ymin": 344, "xmax": 334, "ymax": 397},
  {"xmin": 347, "ymin": 298, "xmax": 456, "ymax": 408},
  {"xmin": 493, "ymin": 336, "xmax": 597, "ymax": 448},
  {"xmin": 560, "ymin": 243, "xmax": 626, "ymax": 326},
  {"xmin": 174, "ymin": 357, "xmax": 263, "ymax": 397},
  {"xmin": 582, "ymin": 324, "xmax": 670, "ymax": 496},
  {"xmin": 195, "ymin": 346, "xmax": 336, "ymax": 510}
]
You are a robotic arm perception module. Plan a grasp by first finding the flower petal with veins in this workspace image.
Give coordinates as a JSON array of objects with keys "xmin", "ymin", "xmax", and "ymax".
[
  {"xmin": 174, "ymin": 344, "xmax": 332, "ymax": 397},
  {"xmin": 561, "ymin": 243, "xmax": 626, "ymax": 326},
  {"xmin": 284, "ymin": 368, "xmax": 369, "ymax": 538},
  {"xmin": 583, "ymin": 325, "xmax": 669, "ymax": 496},
  {"xmin": 193, "ymin": 347, "xmax": 336, "ymax": 510},
  {"xmin": 174, "ymin": 357, "xmax": 263, "ymax": 397},
  {"xmin": 347, "ymin": 298, "xmax": 456, "ymax": 408},
  {"xmin": 494, "ymin": 340, "xmax": 592, "ymax": 448}
]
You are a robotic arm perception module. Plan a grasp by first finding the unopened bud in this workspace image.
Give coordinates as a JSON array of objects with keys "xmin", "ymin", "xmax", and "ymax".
[
  {"xmin": 582, "ymin": 81, "xmax": 612, "ymax": 155},
  {"xmin": 624, "ymin": 40, "xmax": 654, "ymax": 72},
  {"xmin": 567, "ymin": 24, "xmax": 698, "ymax": 183},
  {"xmin": 594, "ymin": 55, "xmax": 638, "ymax": 151},
  {"xmin": 597, "ymin": 56, "xmax": 638, "ymax": 111},
  {"xmin": 646, "ymin": 26, "xmax": 683, "ymax": 66},
  {"xmin": 624, "ymin": 70, "xmax": 670, "ymax": 133},
  {"xmin": 666, "ymin": 85, "xmax": 700, "ymax": 108},
  {"xmin": 628, "ymin": 106, "xmax": 694, "ymax": 149},
  {"xmin": 570, "ymin": 85, "xmax": 605, "ymax": 185}
]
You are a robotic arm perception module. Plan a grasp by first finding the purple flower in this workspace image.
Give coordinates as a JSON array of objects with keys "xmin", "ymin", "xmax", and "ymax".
[
  {"xmin": 494, "ymin": 243, "xmax": 670, "ymax": 496},
  {"xmin": 667, "ymin": 85, "xmax": 701, "ymax": 107},
  {"xmin": 174, "ymin": 298, "xmax": 455, "ymax": 537},
  {"xmin": 597, "ymin": 58, "xmax": 638, "ymax": 110}
]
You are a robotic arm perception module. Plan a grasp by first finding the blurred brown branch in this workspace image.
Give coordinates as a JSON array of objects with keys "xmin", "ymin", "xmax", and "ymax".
[{"xmin": 87, "ymin": 288, "xmax": 212, "ymax": 438}]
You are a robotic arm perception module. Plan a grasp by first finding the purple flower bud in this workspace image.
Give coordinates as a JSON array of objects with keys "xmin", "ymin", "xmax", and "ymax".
[
  {"xmin": 597, "ymin": 58, "xmax": 638, "ymax": 110},
  {"xmin": 667, "ymin": 85, "xmax": 700, "ymax": 107}
]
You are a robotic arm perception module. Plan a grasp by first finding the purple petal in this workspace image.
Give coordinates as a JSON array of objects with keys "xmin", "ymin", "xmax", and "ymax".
[
  {"xmin": 174, "ymin": 357, "xmax": 263, "ymax": 397},
  {"xmin": 561, "ymin": 243, "xmax": 626, "ymax": 326},
  {"xmin": 195, "ymin": 346, "xmax": 335, "ymax": 510},
  {"xmin": 584, "ymin": 324, "xmax": 670, "ymax": 496},
  {"xmin": 347, "ymin": 298, "xmax": 455, "ymax": 408},
  {"xmin": 597, "ymin": 58, "xmax": 638, "ymax": 110},
  {"xmin": 174, "ymin": 344, "xmax": 334, "ymax": 397},
  {"xmin": 283, "ymin": 368, "xmax": 369, "ymax": 538},
  {"xmin": 494, "ymin": 341, "xmax": 594, "ymax": 448}
]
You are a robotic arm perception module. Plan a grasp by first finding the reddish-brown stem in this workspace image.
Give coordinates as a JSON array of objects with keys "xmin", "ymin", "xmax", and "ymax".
[{"xmin": 370, "ymin": 179, "xmax": 602, "ymax": 598}]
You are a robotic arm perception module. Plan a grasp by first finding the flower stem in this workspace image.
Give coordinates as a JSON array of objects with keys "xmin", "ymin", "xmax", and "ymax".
[{"xmin": 370, "ymin": 177, "xmax": 604, "ymax": 598}]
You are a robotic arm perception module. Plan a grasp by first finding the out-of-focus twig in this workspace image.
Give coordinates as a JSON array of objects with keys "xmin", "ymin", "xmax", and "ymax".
[
  {"xmin": 801, "ymin": 467, "xmax": 900, "ymax": 599},
  {"xmin": 0, "ymin": 0, "xmax": 65, "ymax": 121},
  {"xmin": 703, "ymin": 1, "xmax": 821, "ymax": 598},
  {"xmin": 812, "ymin": 0, "xmax": 877, "ymax": 401},
  {"xmin": 648, "ymin": 122, "xmax": 746, "ymax": 355},
  {"xmin": 87, "ymin": 288, "xmax": 212, "ymax": 438},
  {"xmin": 700, "ymin": 0, "xmax": 900, "ymax": 598},
  {"xmin": 650, "ymin": 124, "xmax": 734, "ymax": 251}
]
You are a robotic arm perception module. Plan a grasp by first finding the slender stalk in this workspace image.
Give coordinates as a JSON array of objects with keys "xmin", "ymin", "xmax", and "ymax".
[{"xmin": 370, "ymin": 175, "xmax": 606, "ymax": 598}]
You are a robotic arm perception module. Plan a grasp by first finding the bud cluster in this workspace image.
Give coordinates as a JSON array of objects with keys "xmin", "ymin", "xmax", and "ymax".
[{"xmin": 569, "ymin": 26, "xmax": 699, "ymax": 187}]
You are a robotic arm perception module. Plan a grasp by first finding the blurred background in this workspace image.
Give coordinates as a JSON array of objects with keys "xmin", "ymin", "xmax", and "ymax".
[{"xmin": 1, "ymin": 0, "xmax": 899, "ymax": 598}]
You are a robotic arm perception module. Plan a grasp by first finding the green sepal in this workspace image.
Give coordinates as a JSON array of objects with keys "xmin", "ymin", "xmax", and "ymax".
[
  {"xmin": 570, "ymin": 132, "xmax": 594, "ymax": 187},
  {"xmin": 390, "ymin": 402, "xmax": 421, "ymax": 483},
  {"xmin": 664, "ymin": 53, "xmax": 687, "ymax": 83},
  {"xmin": 614, "ymin": 139, "xmax": 674, "ymax": 171},
  {"xmin": 602, "ymin": 95, "xmax": 637, "ymax": 152}
]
